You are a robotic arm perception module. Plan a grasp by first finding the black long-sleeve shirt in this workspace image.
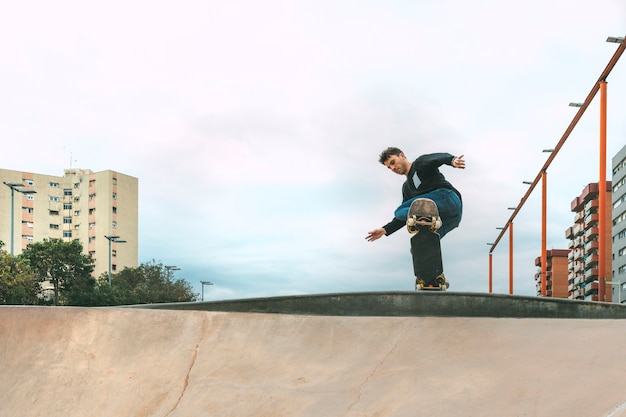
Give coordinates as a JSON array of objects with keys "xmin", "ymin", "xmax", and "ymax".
[{"xmin": 382, "ymin": 153, "xmax": 462, "ymax": 236}]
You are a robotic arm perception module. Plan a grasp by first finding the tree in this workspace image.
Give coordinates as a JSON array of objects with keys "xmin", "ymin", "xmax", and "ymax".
[
  {"xmin": 0, "ymin": 249, "xmax": 40, "ymax": 305},
  {"xmin": 95, "ymin": 260, "xmax": 198, "ymax": 305},
  {"xmin": 20, "ymin": 239, "xmax": 94, "ymax": 305}
]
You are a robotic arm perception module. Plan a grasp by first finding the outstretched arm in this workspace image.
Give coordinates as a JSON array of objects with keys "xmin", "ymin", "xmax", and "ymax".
[
  {"xmin": 365, "ymin": 228, "xmax": 386, "ymax": 242},
  {"xmin": 452, "ymin": 154, "xmax": 465, "ymax": 169}
]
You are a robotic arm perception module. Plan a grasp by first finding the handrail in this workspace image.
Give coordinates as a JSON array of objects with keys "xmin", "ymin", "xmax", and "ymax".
[{"xmin": 489, "ymin": 38, "xmax": 626, "ymax": 254}]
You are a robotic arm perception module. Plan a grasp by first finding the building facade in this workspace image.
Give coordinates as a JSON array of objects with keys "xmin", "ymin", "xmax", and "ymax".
[
  {"xmin": 0, "ymin": 168, "xmax": 138, "ymax": 279},
  {"xmin": 612, "ymin": 144, "xmax": 626, "ymax": 304},
  {"xmin": 565, "ymin": 182, "xmax": 612, "ymax": 302},
  {"xmin": 534, "ymin": 249, "xmax": 569, "ymax": 298}
]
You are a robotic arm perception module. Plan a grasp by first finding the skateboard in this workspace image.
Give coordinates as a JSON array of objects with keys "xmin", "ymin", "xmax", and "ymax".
[{"xmin": 407, "ymin": 198, "xmax": 448, "ymax": 291}]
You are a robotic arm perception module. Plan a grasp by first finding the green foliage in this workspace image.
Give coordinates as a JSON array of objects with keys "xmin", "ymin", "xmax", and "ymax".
[
  {"xmin": 20, "ymin": 239, "xmax": 94, "ymax": 305},
  {"xmin": 0, "ymin": 251, "xmax": 40, "ymax": 305},
  {"xmin": 0, "ymin": 238, "xmax": 198, "ymax": 306},
  {"xmin": 96, "ymin": 260, "xmax": 199, "ymax": 306}
]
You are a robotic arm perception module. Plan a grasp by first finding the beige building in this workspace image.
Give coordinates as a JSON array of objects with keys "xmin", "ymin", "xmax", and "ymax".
[{"xmin": 1, "ymin": 168, "xmax": 138, "ymax": 279}]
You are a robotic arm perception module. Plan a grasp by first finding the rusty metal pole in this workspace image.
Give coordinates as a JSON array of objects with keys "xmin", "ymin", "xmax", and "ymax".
[
  {"xmin": 598, "ymin": 81, "xmax": 608, "ymax": 301},
  {"xmin": 541, "ymin": 171, "xmax": 548, "ymax": 296},
  {"xmin": 509, "ymin": 222, "xmax": 514, "ymax": 294}
]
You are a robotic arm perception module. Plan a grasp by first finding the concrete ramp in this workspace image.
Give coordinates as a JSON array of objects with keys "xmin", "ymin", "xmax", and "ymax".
[{"xmin": 3, "ymin": 295, "xmax": 626, "ymax": 417}]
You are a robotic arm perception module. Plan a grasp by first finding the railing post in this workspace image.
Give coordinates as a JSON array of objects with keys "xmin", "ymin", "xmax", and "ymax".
[
  {"xmin": 509, "ymin": 222, "xmax": 514, "ymax": 295},
  {"xmin": 598, "ymin": 81, "xmax": 608, "ymax": 301},
  {"xmin": 541, "ymin": 171, "xmax": 548, "ymax": 296}
]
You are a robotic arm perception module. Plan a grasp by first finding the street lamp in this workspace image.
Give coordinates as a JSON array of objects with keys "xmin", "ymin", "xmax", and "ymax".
[
  {"xmin": 606, "ymin": 36, "xmax": 624, "ymax": 44},
  {"xmin": 201, "ymin": 280, "xmax": 214, "ymax": 301},
  {"xmin": 104, "ymin": 235, "xmax": 126, "ymax": 285},
  {"xmin": 165, "ymin": 265, "xmax": 181, "ymax": 274},
  {"xmin": 3, "ymin": 182, "xmax": 37, "ymax": 256}
]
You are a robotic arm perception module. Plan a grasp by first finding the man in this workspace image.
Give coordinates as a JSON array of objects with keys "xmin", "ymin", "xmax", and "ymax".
[{"xmin": 366, "ymin": 147, "xmax": 465, "ymax": 287}]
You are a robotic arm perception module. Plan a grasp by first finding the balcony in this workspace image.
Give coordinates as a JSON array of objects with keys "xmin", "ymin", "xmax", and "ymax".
[
  {"xmin": 584, "ymin": 227, "xmax": 599, "ymax": 239},
  {"xmin": 584, "ymin": 240, "xmax": 599, "ymax": 251},
  {"xmin": 574, "ymin": 211, "xmax": 585, "ymax": 224},
  {"xmin": 584, "ymin": 268, "xmax": 599, "ymax": 280},
  {"xmin": 584, "ymin": 214, "xmax": 599, "ymax": 228},
  {"xmin": 584, "ymin": 199, "xmax": 599, "ymax": 211}
]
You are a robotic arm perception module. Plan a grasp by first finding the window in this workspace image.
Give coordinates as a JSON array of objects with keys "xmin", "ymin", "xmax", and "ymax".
[
  {"xmin": 50, "ymin": 224, "xmax": 60, "ymax": 230},
  {"xmin": 50, "ymin": 196, "xmax": 60, "ymax": 202},
  {"xmin": 112, "ymin": 178, "xmax": 117, "ymax": 185},
  {"xmin": 88, "ymin": 208, "xmax": 95, "ymax": 215},
  {"xmin": 22, "ymin": 221, "xmax": 34, "ymax": 228},
  {"xmin": 22, "ymin": 235, "xmax": 34, "ymax": 242},
  {"xmin": 74, "ymin": 197, "xmax": 80, "ymax": 202},
  {"xmin": 24, "ymin": 180, "xmax": 34, "ymax": 186},
  {"xmin": 63, "ymin": 203, "xmax": 72, "ymax": 210},
  {"xmin": 112, "ymin": 221, "xmax": 117, "ymax": 228},
  {"xmin": 74, "ymin": 183, "xmax": 80, "ymax": 188},
  {"xmin": 89, "ymin": 223, "xmax": 95, "ymax": 229},
  {"xmin": 63, "ymin": 217, "xmax": 72, "ymax": 224},
  {"xmin": 23, "ymin": 207, "xmax": 34, "ymax": 214},
  {"xmin": 112, "ymin": 207, "xmax": 117, "ymax": 214},
  {"xmin": 27, "ymin": 194, "xmax": 34, "ymax": 201},
  {"xmin": 112, "ymin": 192, "xmax": 117, "ymax": 200},
  {"xmin": 74, "ymin": 210, "xmax": 80, "ymax": 216},
  {"xmin": 89, "ymin": 194, "xmax": 96, "ymax": 201},
  {"xmin": 88, "ymin": 236, "xmax": 96, "ymax": 243},
  {"xmin": 49, "ymin": 182, "xmax": 59, "ymax": 188},
  {"xmin": 64, "ymin": 189, "xmax": 72, "ymax": 196},
  {"xmin": 49, "ymin": 210, "xmax": 59, "ymax": 216},
  {"xmin": 63, "ymin": 231, "xmax": 72, "ymax": 238}
]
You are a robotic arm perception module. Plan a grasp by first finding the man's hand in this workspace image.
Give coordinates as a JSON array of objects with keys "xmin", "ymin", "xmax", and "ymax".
[
  {"xmin": 453, "ymin": 154, "xmax": 465, "ymax": 169},
  {"xmin": 366, "ymin": 228, "xmax": 386, "ymax": 242}
]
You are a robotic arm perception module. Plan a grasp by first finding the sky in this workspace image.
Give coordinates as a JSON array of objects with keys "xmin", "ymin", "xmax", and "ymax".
[{"xmin": 1, "ymin": 0, "xmax": 625, "ymax": 300}]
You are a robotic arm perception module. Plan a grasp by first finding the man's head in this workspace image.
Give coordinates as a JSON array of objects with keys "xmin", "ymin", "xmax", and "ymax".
[{"xmin": 378, "ymin": 147, "xmax": 411, "ymax": 176}]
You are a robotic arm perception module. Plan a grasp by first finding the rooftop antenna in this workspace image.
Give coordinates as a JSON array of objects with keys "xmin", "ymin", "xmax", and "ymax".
[{"xmin": 69, "ymin": 152, "xmax": 78, "ymax": 169}]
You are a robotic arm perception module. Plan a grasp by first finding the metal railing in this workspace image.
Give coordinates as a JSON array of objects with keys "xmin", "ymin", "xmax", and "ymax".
[{"xmin": 488, "ymin": 35, "xmax": 626, "ymax": 298}]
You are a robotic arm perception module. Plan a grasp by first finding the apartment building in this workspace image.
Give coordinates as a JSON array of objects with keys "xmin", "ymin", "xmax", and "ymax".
[
  {"xmin": 612, "ymin": 144, "xmax": 626, "ymax": 304},
  {"xmin": 0, "ymin": 168, "xmax": 138, "ymax": 278},
  {"xmin": 534, "ymin": 249, "xmax": 569, "ymax": 298},
  {"xmin": 564, "ymin": 182, "xmax": 612, "ymax": 302}
]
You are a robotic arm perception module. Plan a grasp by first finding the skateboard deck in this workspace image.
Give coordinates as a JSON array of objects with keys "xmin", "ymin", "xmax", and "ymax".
[{"xmin": 407, "ymin": 198, "xmax": 447, "ymax": 290}]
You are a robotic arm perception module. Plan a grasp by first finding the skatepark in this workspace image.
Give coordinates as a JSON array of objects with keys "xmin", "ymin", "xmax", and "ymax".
[{"xmin": 3, "ymin": 291, "xmax": 626, "ymax": 417}]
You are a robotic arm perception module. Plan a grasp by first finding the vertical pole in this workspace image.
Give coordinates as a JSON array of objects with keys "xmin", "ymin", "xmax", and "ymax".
[
  {"xmin": 598, "ymin": 81, "xmax": 607, "ymax": 301},
  {"xmin": 488, "ymin": 253, "xmax": 493, "ymax": 293},
  {"xmin": 9, "ymin": 187, "xmax": 15, "ymax": 256},
  {"xmin": 541, "ymin": 171, "xmax": 548, "ymax": 296},
  {"xmin": 108, "ymin": 238, "xmax": 113, "ymax": 285},
  {"xmin": 509, "ymin": 222, "xmax": 514, "ymax": 295}
]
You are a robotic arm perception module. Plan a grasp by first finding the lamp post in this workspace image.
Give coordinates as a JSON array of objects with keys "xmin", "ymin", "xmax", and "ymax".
[
  {"xmin": 165, "ymin": 265, "xmax": 181, "ymax": 275},
  {"xmin": 3, "ymin": 182, "xmax": 37, "ymax": 256},
  {"xmin": 201, "ymin": 280, "xmax": 214, "ymax": 301},
  {"xmin": 104, "ymin": 235, "xmax": 126, "ymax": 285}
]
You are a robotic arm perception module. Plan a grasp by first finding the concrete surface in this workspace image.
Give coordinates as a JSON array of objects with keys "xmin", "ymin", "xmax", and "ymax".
[
  {"xmin": 133, "ymin": 291, "xmax": 626, "ymax": 318},
  {"xmin": 3, "ymin": 293, "xmax": 626, "ymax": 417}
]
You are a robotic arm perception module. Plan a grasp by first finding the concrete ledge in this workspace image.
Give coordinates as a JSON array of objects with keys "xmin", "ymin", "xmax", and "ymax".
[{"xmin": 128, "ymin": 291, "xmax": 626, "ymax": 319}]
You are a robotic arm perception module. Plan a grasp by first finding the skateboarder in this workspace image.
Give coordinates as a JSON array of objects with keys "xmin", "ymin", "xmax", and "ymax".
[{"xmin": 365, "ymin": 147, "xmax": 465, "ymax": 288}]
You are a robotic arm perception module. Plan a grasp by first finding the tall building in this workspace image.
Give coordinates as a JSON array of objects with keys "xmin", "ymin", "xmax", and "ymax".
[
  {"xmin": 565, "ymin": 182, "xmax": 612, "ymax": 302},
  {"xmin": 612, "ymin": 144, "xmax": 626, "ymax": 304},
  {"xmin": 534, "ymin": 249, "xmax": 569, "ymax": 298},
  {"xmin": 0, "ymin": 168, "xmax": 138, "ymax": 279}
]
